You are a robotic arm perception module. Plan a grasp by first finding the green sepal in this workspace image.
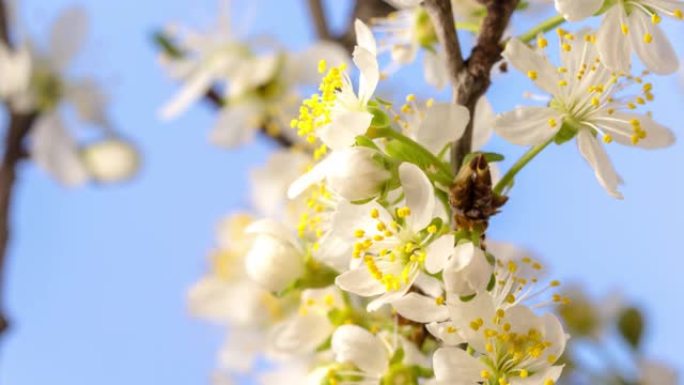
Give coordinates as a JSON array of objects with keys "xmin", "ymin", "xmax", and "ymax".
[
  {"xmin": 389, "ymin": 347, "xmax": 405, "ymax": 366},
  {"xmin": 554, "ymin": 122, "xmax": 578, "ymax": 145},
  {"xmin": 369, "ymin": 106, "xmax": 391, "ymax": 129},
  {"xmin": 460, "ymin": 293, "xmax": 477, "ymax": 302}
]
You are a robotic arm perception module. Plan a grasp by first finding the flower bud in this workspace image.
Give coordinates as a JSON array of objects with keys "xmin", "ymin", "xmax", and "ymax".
[
  {"xmin": 326, "ymin": 147, "xmax": 390, "ymax": 201},
  {"xmin": 81, "ymin": 139, "xmax": 139, "ymax": 183},
  {"xmin": 245, "ymin": 220, "xmax": 304, "ymax": 292}
]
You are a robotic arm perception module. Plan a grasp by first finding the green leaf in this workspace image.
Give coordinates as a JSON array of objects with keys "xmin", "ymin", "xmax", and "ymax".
[
  {"xmin": 617, "ymin": 307, "xmax": 644, "ymax": 349},
  {"xmin": 462, "ymin": 151, "xmax": 505, "ymax": 165}
]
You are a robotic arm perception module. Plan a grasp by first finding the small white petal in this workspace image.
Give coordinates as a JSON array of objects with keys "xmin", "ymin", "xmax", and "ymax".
[
  {"xmin": 425, "ymin": 234, "xmax": 455, "ymax": 274},
  {"xmin": 393, "ymin": 293, "xmax": 449, "ymax": 323},
  {"xmin": 319, "ymin": 111, "xmax": 373, "ymax": 150},
  {"xmin": 433, "ymin": 347, "xmax": 485, "ymax": 384},
  {"xmin": 426, "ymin": 322, "xmax": 465, "ymax": 346},
  {"xmin": 597, "ymin": 6, "xmax": 631, "ymax": 74},
  {"xmin": 353, "ymin": 46, "xmax": 379, "ymax": 103},
  {"xmin": 503, "ymin": 39, "xmax": 558, "ymax": 95},
  {"xmin": 399, "ymin": 162, "xmax": 435, "ymax": 232},
  {"xmin": 287, "ymin": 154, "xmax": 336, "ymax": 199},
  {"xmin": 49, "ymin": 6, "xmax": 88, "ymax": 70},
  {"xmin": 555, "ymin": 0, "xmax": 602, "ymax": 21},
  {"xmin": 629, "ymin": 11, "xmax": 679, "ymax": 75},
  {"xmin": 269, "ymin": 314, "xmax": 333, "ymax": 355},
  {"xmin": 472, "ymin": 97, "xmax": 495, "ymax": 150},
  {"xmin": 577, "ymin": 129, "xmax": 623, "ymax": 199},
  {"xmin": 354, "ymin": 19, "xmax": 377, "ymax": 56},
  {"xmin": 159, "ymin": 65, "xmax": 219, "ymax": 120},
  {"xmin": 494, "ymin": 106, "xmax": 560, "ymax": 146},
  {"xmin": 30, "ymin": 113, "xmax": 89, "ymax": 186},
  {"xmin": 424, "ymin": 50, "xmax": 448, "ymax": 90},
  {"xmin": 210, "ymin": 104, "xmax": 260, "ymax": 148},
  {"xmin": 332, "ymin": 324, "xmax": 388, "ymax": 376},
  {"xmin": 417, "ymin": 103, "xmax": 470, "ymax": 153},
  {"xmin": 335, "ymin": 267, "xmax": 386, "ymax": 297}
]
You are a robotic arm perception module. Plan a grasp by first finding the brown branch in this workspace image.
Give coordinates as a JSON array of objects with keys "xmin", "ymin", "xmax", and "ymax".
[
  {"xmin": 336, "ymin": 0, "xmax": 395, "ymax": 52},
  {"xmin": 425, "ymin": 0, "xmax": 519, "ymax": 171},
  {"xmin": 0, "ymin": 112, "xmax": 36, "ymax": 336},
  {"xmin": 0, "ymin": 0, "xmax": 10, "ymax": 46},
  {"xmin": 307, "ymin": 0, "xmax": 331, "ymax": 40}
]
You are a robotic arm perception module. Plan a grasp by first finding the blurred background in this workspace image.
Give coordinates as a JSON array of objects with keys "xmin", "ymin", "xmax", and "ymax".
[{"xmin": 0, "ymin": 0, "xmax": 682, "ymax": 384}]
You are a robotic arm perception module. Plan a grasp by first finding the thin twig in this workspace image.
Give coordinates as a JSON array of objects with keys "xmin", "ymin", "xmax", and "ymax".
[{"xmin": 307, "ymin": 0, "xmax": 331, "ymax": 40}]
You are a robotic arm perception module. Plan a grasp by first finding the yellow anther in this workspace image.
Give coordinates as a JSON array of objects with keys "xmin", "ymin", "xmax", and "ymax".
[
  {"xmin": 621, "ymin": 23, "xmax": 629, "ymax": 35},
  {"xmin": 548, "ymin": 118, "xmax": 558, "ymax": 128},
  {"xmin": 354, "ymin": 229, "xmax": 365, "ymax": 238},
  {"xmin": 537, "ymin": 36, "xmax": 548, "ymax": 48},
  {"xmin": 643, "ymin": 33, "xmax": 653, "ymax": 44},
  {"xmin": 675, "ymin": 9, "xmax": 684, "ymax": 19},
  {"xmin": 591, "ymin": 97, "xmax": 600, "ymax": 107},
  {"xmin": 318, "ymin": 59, "xmax": 327, "ymax": 74},
  {"xmin": 370, "ymin": 208, "xmax": 380, "ymax": 218},
  {"xmin": 481, "ymin": 370, "xmax": 491, "ymax": 379},
  {"xmin": 406, "ymin": 94, "xmax": 416, "ymax": 102},
  {"xmin": 561, "ymin": 43, "xmax": 572, "ymax": 52},
  {"xmin": 520, "ymin": 369, "xmax": 529, "ymax": 378},
  {"xmin": 651, "ymin": 14, "xmax": 662, "ymax": 24},
  {"xmin": 544, "ymin": 380, "xmax": 555, "ymax": 385},
  {"xmin": 505, "ymin": 294, "xmax": 516, "ymax": 304},
  {"xmin": 485, "ymin": 343, "xmax": 494, "ymax": 352},
  {"xmin": 496, "ymin": 309, "xmax": 505, "ymax": 318},
  {"xmin": 435, "ymin": 296, "xmax": 445, "ymax": 305},
  {"xmin": 426, "ymin": 98, "xmax": 434, "ymax": 107},
  {"xmin": 427, "ymin": 225, "xmax": 438, "ymax": 234},
  {"xmin": 603, "ymin": 134, "xmax": 613, "ymax": 144},
  {"xmin": 396, "ymin": 206, "xmax": 411, "ymax": 218},
  {"xmin": 499, "ymin": 377, "xmax": 509, "ymax": 385},
  {"xmin": 643, "ymin": 83, "xmax": 653, "ymax": 92},
  {"xmin": 527, "ymin": 70, "xmax": 538, "ymax": 80},
  {"xmin": 550, "ymin": 280, "xmax": 561, "ymax": 287},
  {"xmin": 446, "ymin": 325, "xmax": 457, "ymax": 333},
  {"xmin": 558, "ymin": 80, "xmax": 568, "ymax": 87}
]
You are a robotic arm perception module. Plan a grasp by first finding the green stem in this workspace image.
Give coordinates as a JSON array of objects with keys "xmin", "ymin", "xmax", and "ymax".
[
  {"xmin": 370, "ymin": 127, "xmax": 455, "ymax": 185},
  {"xmin": 517, "ymin": 14, "xmax": 566, "ymax": 43},
  {"xmin": 493, "ymin": 137, "xmax": 553, "ymax": 195}
]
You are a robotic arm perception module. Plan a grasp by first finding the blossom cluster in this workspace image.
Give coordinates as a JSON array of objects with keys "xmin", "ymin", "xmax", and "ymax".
[
  {"xmin": 0, "ymin": 6, "xmax": 139, "ymax": 185},
  {"xmin": 166, "ymin": 0, "xmax": 682, "ymax": 384}
]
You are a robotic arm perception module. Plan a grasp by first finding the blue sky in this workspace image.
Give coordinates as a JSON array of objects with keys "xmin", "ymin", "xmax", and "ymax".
[{"xmin": 1, "ymin": 0, "xmax": 683, "ymax": 384}]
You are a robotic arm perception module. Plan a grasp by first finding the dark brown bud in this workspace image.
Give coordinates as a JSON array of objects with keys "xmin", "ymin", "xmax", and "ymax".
[{"xmin": 449, "ymin": 154, "xmax": 507, "ymax": 232}]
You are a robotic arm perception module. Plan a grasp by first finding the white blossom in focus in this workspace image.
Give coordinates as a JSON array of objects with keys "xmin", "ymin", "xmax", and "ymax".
[{"xmin": 495, "ymin": 34, "xmax": 674, "ymax": 198}]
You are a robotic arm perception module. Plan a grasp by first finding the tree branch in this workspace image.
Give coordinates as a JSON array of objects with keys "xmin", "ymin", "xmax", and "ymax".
[
  {"xmin": 0, "ymin": 112, "xmax": 36, "ymax": 336},
  {"xmin": 425, "ymin": 0, "xmax": 519, "ymax": 171},
  {"xmin": 307, "ymin": 0, "xmax": 332, "ymax": 40}
]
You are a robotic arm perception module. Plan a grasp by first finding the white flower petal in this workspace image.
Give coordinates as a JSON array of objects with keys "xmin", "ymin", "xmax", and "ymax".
[
  {"xmin": 49, "ymin": 6, "xmax": 88, "ymax": 70},
  {"xmin": 424, "ymin": 50, "xmax": 448, "ymax": 90},
  {"xmin": 503, "ymin": 39, "xmax": 558, "ymax": 95},
  {"xmin": 542, "ymin": 313, "xmax": 568, "ymax": 364},
  {"xmin": 335, "ymin": 267, "xmax": 386, "ymax": 297},
  {"xmin": 597, "ymin": 6, "xmax": 631, "ymax": 74},
  {"xmin": 433, "ymin": 347, "xmax": 485, "ymax": 384},
  {"xmin": 269, "ymin": 314, "xmax": 333, "ymax": 355},
  {"xmin": 425, "ymin": 234, "xmax": 455, "ymax": 274},
  {"xmin": 576, "ymin": 129, "xmax": 623, "ymax": 199},
  {"xmin": 554, "ymin": 0, "xmax": 602, "ymax": 21},
  {"xmin": 354, "ymin": 19, "xmax": 377, "ymax": 56},
  {"xmin": 353, "ymin": 46, "xmax": 379, "ymax": 103},
  {"xmin": 393, "ymin": 293, "xmax": 449, "ymax": 323},
  {"xmin": 159, "ymin": 64, "xmax": 219, "ymax": 120},
  {"xmin": 246, "ymin": 218, "xmax": 298, "ymax": 246},
  {"xmin": 472, "ymin": 97, "xmax": 495, "ymax": 150},
  {"xmin": 510, "ymin": 366, "xmax": 564, "ymax": 385},
  {"xmin": 332, "ymin": 324, "xmax": 388, "ymax": 376},
  {"xmin": 426, "ymin": 322, "xmax": 465, "ymax": 346},
  {"xmin": 494, "ymin": 106, "xmax": 560, "ymax": 146},
  {"xmin": 30, "ymin": 113, "xmax": 89, "ymax": 186},
  {"xmin": 628, "ymin": 11, "xmax": 679, "ymax": 75},
  {"xmin": 319, "ymin": 110, "xmax": 373, "ymax": 150},
  {"xmin": 287, "ymin": 153, "xmax": 336, "ymax": 199},
  {"xmin": 399, "ymin": 162, "xmax": 435, "ymax": 232},
  {"xmin": 598, "ymin": 112, "xmax": 674, "ymax": 149},
  {"xmin": 210, "ymin": 104, "xmax": 260, "ymax": 148},
  {"xmin": 417, "ymin": 103, "xmax": 470, "ymax": 153}
]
